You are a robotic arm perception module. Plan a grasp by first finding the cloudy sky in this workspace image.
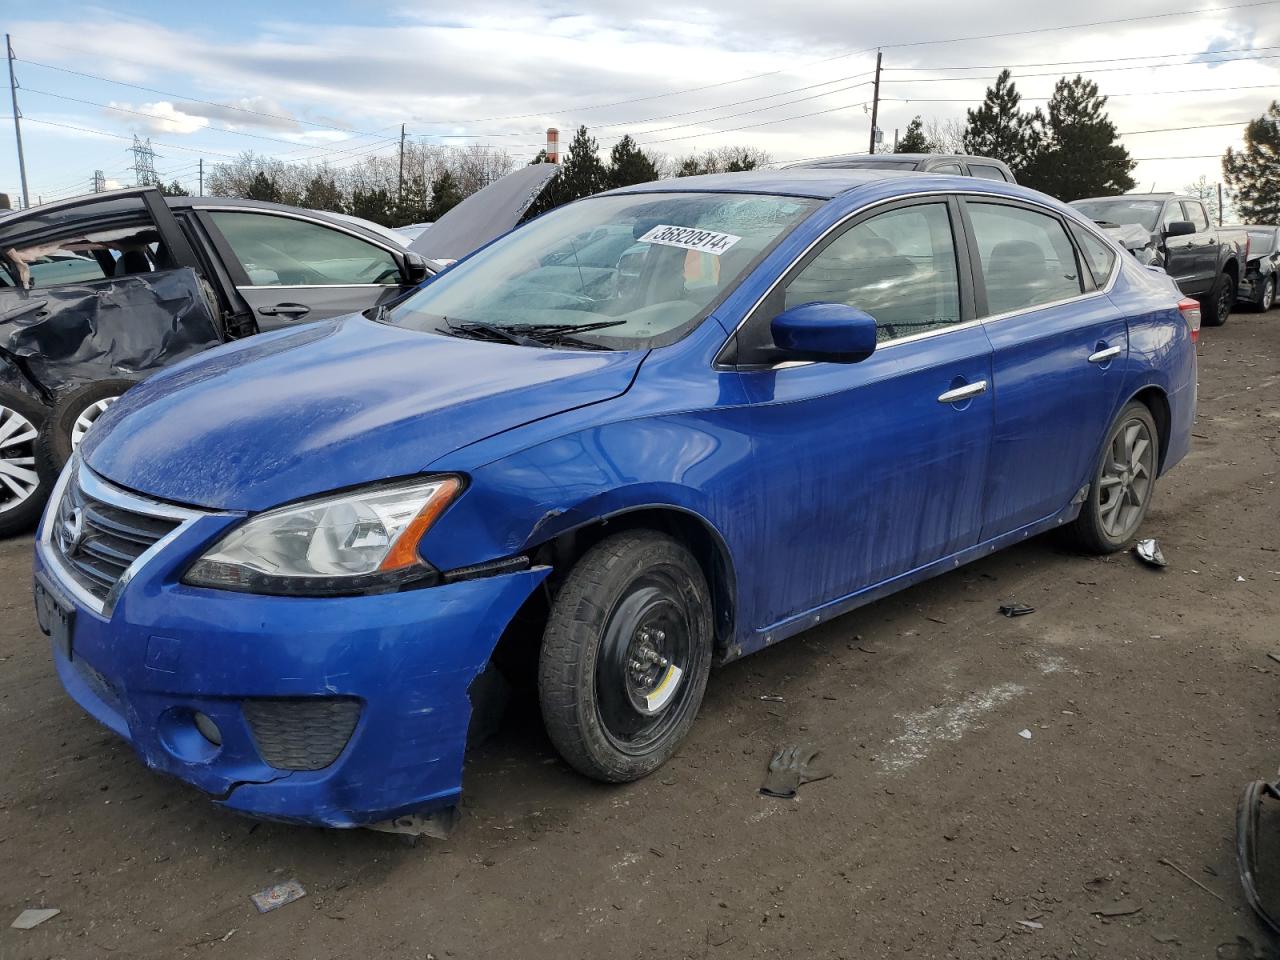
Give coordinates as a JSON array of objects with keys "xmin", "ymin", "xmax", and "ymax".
[{"xmin": 2, "ymin": 0, "xmax": 1276, "ymax": 205}]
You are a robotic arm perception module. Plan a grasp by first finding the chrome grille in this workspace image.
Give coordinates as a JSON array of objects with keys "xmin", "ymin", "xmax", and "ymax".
[{"xmin": 48, "ymin": 465, "xmax": 182, "ymax": 605}]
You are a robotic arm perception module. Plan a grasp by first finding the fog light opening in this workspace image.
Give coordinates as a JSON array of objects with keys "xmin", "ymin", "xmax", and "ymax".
[{"xmin": 193, "ymin": 711, "xmax": 223, "ymax": 746}]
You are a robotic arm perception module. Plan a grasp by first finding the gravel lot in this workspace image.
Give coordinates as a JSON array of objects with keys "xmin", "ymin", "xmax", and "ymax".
[{"xmin": 2, "ymin": 310, "xmax": 1278, "ymax": 959}]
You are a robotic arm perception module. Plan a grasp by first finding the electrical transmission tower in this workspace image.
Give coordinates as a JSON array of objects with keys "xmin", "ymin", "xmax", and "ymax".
[
  {"xmin": 93, "ymin": 170, "xmax": 105, "ymax": 193},
  {"xmin": 130, "ymin": 135, "xmax": 158, "ymax": 186}
]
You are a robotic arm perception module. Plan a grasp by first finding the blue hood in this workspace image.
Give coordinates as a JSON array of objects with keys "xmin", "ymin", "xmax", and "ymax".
[{"xmin": 82, "ymin": 315, "xmax": 643, "ymax": 511}]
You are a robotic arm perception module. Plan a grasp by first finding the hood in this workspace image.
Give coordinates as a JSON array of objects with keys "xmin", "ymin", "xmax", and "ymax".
[
  {"xmin": 81, "ymin": 314, "xmax": 641, "ymax": 511},
  {"xmin": 409, "ymin": 163, "xmax": 559, "ymax": 261}
]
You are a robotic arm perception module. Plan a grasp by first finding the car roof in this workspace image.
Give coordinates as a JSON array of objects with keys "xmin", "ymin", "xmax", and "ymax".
[{"xmin": 602, "ymin": 167, "xmax": 929, "ymax": 200}]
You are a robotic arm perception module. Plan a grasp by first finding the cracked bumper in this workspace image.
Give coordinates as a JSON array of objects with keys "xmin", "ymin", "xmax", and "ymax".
[{"xmin": 35, "ymin": 544, "xmax": 548, "ymax": 827}]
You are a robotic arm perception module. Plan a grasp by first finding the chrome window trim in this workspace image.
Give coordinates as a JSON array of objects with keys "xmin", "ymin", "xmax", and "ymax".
[
  {"xmin": 193, "ymin": 205, "xmax": 408, "ymax": 258},
  {"xmin": 38, "ymin": 458, "xmax": 213, "ymax": 618},
  {"xmin": 234, "ymin": 284, "xmax": 401, "ymax": 291},
  {"xmin": 719, "ymin": 188, "xmax": 1121, "ymax": 371}
]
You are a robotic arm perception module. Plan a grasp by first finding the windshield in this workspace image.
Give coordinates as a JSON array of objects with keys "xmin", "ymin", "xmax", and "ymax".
[
  {"xmin": 1247, "ymin": 229, "xmax": 1275, "ymax": 254},
  {"xmin": 385, "ymin": 191, "xmax": 819, "ymax": 348},
  {"xmin": 1071, "ymin": 198, "xmax": 1164, "ymax": 231}
]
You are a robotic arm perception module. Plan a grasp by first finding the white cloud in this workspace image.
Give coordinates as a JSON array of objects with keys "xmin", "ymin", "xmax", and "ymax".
[{"xmin": 108, "ymin": 100, "xmax": 210, "ymax": 135}]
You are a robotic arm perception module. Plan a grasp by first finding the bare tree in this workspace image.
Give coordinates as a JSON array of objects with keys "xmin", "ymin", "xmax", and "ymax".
[{"xmin": 923, "ymin": 117, "xmax": 966, "ymax": 154}]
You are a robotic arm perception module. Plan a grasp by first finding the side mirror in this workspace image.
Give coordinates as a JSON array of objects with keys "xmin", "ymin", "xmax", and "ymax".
[
  {"xmin": 1164, "ymin": 220, "xmax": 1196, "ymax": 238},
  {"xmin": 403, "ymin": 251, "xmax": 432, "ymax": 284},
  {"xmin": 770, "ymin": 302, "xmax": 878, "ymax": 364}
]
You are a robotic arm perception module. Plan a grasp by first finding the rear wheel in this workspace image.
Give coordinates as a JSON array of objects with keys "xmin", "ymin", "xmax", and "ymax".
[
  {"xmin": 1200, "ymin": 271, "xmax": 1235, "ymax": 327},
  {"xmin": 538, "ymin": 531, "xmax": 713, "ymax": 782},
  {"xmin": 1258, "ymin": 276, "xmax": 1275, "ymax": 312},
  {"xmin": 35, "ymin": 379, "xmax": 137, "ymax": 480},
  {"xmin": 1064, "ymin": 401, "xmax": 1159, "ymax": 554},
  {"xmin": 0, "ymin": 387, "xmax": 50, "ymax": 538}
]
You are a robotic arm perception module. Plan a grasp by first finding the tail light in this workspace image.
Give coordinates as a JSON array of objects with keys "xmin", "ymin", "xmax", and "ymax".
[{"xmin": 1178, "ymin": 297, "xmax": 1201, "ymax": 343}]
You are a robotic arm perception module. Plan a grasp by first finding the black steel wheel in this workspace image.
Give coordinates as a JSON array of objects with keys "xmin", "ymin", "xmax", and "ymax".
[
  {"xmin": 538, "ymin": 530, "xmax": 713, "ymax": 782},
  {"xmin": 1201, "ymin": 271, "xmax": 1235, "ymax": 327}
]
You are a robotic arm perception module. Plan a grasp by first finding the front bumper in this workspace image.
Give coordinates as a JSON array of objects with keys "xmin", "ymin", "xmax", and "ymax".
[{"xmin": 34, "ymin": 490, "xmax": 548, "ymax": 828}]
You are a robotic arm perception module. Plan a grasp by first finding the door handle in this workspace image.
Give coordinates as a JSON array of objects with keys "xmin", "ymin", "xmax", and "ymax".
[
  {"xmin": 1088, "ymin": 345, "xmax": 1122, "ymax": 364},
  {"xmin": 937, "ymin": 380, "xmax": 988, "ymax": 404},
  {"xmin": 257, "ymin": 302, "xmax": 311, "ymax": 318}
]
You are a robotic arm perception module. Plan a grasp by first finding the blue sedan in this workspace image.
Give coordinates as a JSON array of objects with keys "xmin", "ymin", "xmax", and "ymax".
[{"xmin": 33, "ymin": 169, "xmax": 1198, "ymax": 827}]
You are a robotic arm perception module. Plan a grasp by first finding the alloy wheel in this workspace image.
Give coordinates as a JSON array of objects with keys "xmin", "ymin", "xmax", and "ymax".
[
  {"xmin": 1097, "ymin": 418, "xmax": 1155, "ymax": 540},
  {"xmin": 1217, "ymin": 278, "xmax": 1235, "ymax": 324},
  {"xmin": 0, "ymin": 404, "xmax": 40, "ymax": 515},
  {"xmin": 595, "ymin": 573, "xmax": 695, "ymax": 755},
  {"xmin": 70, "ymin": 397, "xmax": 118, "ymax": 448},
  {"xmin": 1262, "ymin": 277, "xmax": 1276, "ymax": 312}
]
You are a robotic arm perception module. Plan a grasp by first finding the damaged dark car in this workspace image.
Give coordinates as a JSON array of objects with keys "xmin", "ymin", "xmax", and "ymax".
[{"xmin": 0, "ymin": 163, "xmax": 559, "ymax": 537}]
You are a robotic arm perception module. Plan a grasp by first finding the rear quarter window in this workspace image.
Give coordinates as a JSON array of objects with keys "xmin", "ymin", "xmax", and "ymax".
[
  {"xmin": 1069, "ymin": 224, "xmax": 1118, "ymax": 288},
  {"xmin": 969, "ymin": 164, "xmax": 1009, "ymax": 182}
]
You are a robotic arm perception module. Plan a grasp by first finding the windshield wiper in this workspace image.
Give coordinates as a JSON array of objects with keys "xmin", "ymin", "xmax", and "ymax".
[
  {"xmin": 506, "ymin": 320, "xmax": 629, "ymax": 350},
  {"xmin": 437, "ymin": 317, "xmax": 546, "ymax": 347}
]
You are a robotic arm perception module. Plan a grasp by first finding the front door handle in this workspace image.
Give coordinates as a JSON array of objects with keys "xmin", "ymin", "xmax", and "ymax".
[
  {"xmin": 1088, "ymin": 345, "xmax": 1122, "ymax": 364},
  {"xmin": 937, "ymin": 380, "xmax": 988, "ymax": 404},
  {"xmin": 258, "ymin": 302, "xmax": 311, "ymax": 318}
]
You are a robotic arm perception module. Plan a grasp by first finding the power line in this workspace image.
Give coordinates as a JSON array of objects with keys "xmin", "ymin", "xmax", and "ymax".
[
  {"xmin": 879, "ymin": 52, "xmax": 1280, "ymax": 85},
  {"xmin": 639, "ymin": 99, "xmax": 873, "ymax": 146},
  {"xmin": 883, "ymin": 43, "xmax": 1280, "ymax": 72},
  {"xmin": 1119, "ymin": 119, "xmax": 1253, "ymax": 134},
  {"xmin": 882, "ymin": 83, "xmax": 1280, "ymax": 103}
]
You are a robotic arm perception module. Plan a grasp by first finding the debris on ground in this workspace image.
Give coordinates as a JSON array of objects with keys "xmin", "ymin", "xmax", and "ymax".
[
  {"xmin": 1095, "ymin": 899, "xmax": 1142, "ymax": 917},
  {"xmin": 1236, "ymin": 575, "xmax": 1248, "ymax": 582},
  {"xmin": 1266, "ymin": 653, "xmax": 1280, "ymax": 666},
  {"xmin": 11, "ymin": 908, "xmax": 59, "ymax": 930},
  {"xmin": 998, "ymin": 603, "xmax": 1035, "ymax": 617},
  {"xmin": 1134, "ymin": 539, "xmax": 1168, "ymax": 568},
  {"xmin": 1159, "ymin": 856, "xmax": 1225, "ymax": 903},
  {"xmin": 250, "ymin": 879, "xmax": 307, "ymax": 913},
  {"xmin": 760, "ymin": 744, "xmax": 831, "ymax": 798},
  {"xmin": 1015, "ymin": 919, "xmax": 1043, "ymax": 930},
  {"xmin": 758, "ymin": 695, "xmax": 785, "ymax": 702},
  {"xmin": 1018, "ymin": 729, "xmax": 1033, "ymax": 740}
]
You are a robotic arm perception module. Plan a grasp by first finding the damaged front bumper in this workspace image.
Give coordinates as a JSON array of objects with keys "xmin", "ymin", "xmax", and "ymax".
[{"xmin": 34, "ymin": 525, "xmax": 548, "ymax": 828}]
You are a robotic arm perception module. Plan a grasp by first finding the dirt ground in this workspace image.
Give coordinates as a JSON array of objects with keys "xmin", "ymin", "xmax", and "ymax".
[{"xmin": 2, "ymin": 310, "xmax": 1279, "ymax": 960}]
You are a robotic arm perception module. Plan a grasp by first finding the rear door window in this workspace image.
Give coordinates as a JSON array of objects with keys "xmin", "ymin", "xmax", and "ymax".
[
  {"xmin": 1069, "ymin": 224, "xmax": 1118, "ymax": 289},
  {"xmin": 209, "ymin": 212, "xmax": 402, "ymax": 287},
  {"xmin": 932, "ymin": 162, "xmax": 964, "ymax": 174},
  {"xmin": 969, "ymin": 164, "xmax": 1009, "ymax": 182},
  {"xmin": 965, "ymin": 202, "xmax": 1083, "ymax": 315},
  {"xmin": 4, "ymin": 224, "xmax": 163, "ymax": 288}
]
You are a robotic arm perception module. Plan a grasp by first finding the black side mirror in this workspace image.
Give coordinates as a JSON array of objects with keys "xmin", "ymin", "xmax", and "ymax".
[
  {"xmin": 1165, "ymin": 220, "xmax": 1196, "ymax": 238},
  {"xmin": 770, "ymin": 302, "xmax": 878, "ymax": 364},
  {"xmin": 403, "ymin": 251, "xmax": 432, "ymax": 284}
]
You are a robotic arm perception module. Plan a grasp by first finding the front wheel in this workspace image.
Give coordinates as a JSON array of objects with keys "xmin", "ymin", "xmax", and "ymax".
[
  {"xmin": 35, "ymin": 378, "xmax": 137, "ymax": 480},
  {"xmin": 1064, "ymin": 401, "xmax": 1159, "ymax": 554},
  {"xmin": 0, "ymin": 387, "xmax": 50, "ymax": 538},
  {"xmin": 538, "ymin": 531, "xmax": 714, "ymax": 782}
]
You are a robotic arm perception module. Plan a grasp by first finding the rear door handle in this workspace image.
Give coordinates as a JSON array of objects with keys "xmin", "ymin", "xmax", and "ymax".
[
  {"xmin": 937, "ymin": 380, "xmax": 988, "ymax": 404},
  {"xmin": 258, "ymin": 302, "xmax": 311, "ymax": 318},
  {"xmin": 1088, "ymin": 346, "xmax": 1122, "ymax": 364}
]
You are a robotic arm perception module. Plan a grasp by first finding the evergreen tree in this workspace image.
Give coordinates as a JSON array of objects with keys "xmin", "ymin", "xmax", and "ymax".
[
  {"xmin": 607, "ymin": 135, "xmax": 658, "ymax": 189},
  {"xmin": 559, "ymin": 125, "xmax": 608, "ymax": 200},
  {"xmin": 427, "ymin": 170, "xmax": 464, "ymax": 220},
  {"xmin": 895, "ymin": 116, "xmax": 932, "ymax": 153},
  {"xmin": 1223, "ymin": 101, "xmax": 1280, "ymax": 224},
  {"xmin": 159, "ymin": 179, "xmax": 188, "ymax": 197},
  {"xmin": 302, "ymin": 172, "xmax": 343, "ymax": 213},
  {"xmin": 962, "ymin": 70, "xmax": 1043, "ymax": 176},
  {"xmin": 1020, "ymin": 76, "xmax": 1135, "ymax": 200},
  {"xmin": 675, "ymin": 156, "xmax": 707, "ymax": 177},
  {"xmin": 349, "ymin": 187, "xmax": 393, "ymax": 225},
  {"xmin": 529, "ymin": 148, "xmax": 549, "ymax": 164},
  {"xmin": 396, "ymin": 173, "xmax": 431, "ymax": 225},
  {"xmin": 245, "ymin": 171, "xmax": 282, "ymax": 203}
]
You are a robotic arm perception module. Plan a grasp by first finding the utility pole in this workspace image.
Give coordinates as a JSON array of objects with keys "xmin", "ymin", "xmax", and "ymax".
[
  {"xmin": 868, "ymin": 49, "xmax": 882, "ymax": 155},
  {"xmin": 397, "ymin": 124, "xmax": 406, "ymax": 207},
  {"xmin": 6, "ymin": 34, "xmax": 30, "ymax": 209},
  {"xmin": 198, "ymin": 158, "xmax": 203, "ymax": 195},
  {"xmin": 1216, "ymin": 182, "xmax": 1223, "ymax": 225}
]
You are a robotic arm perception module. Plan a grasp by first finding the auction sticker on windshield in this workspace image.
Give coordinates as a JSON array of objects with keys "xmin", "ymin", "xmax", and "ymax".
[{"xmin": 638, "ymin": 225, "xmax": 742, "ymax": 256}]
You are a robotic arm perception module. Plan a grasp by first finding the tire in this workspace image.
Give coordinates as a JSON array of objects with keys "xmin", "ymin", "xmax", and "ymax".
[
  {"xmin": 0, "ymin": 386, "xmax": 51, "ymax": 538},
  {"xmin": 1064, "ymin": 400, "xmax": 1160, "ymax": 554},
  {"xmin": 538, "ymin": 530, "xmax": 714, "ymax": 783},
  {"xmin": 1200, "ymin": 271, "xmax": 1236, "ymax": 327},
  {"xmin": 35, "ymin": 379, "xmax": 137, "ymax": 480},
  {"xmin": 1258, "ymin": 275, "xmax": 1275, "ymax": 312}
]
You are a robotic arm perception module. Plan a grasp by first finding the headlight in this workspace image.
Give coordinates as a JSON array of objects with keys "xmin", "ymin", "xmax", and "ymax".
[{"xmin": 183, "ymin": 476, "xmax": 461, "ymax": 595}]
